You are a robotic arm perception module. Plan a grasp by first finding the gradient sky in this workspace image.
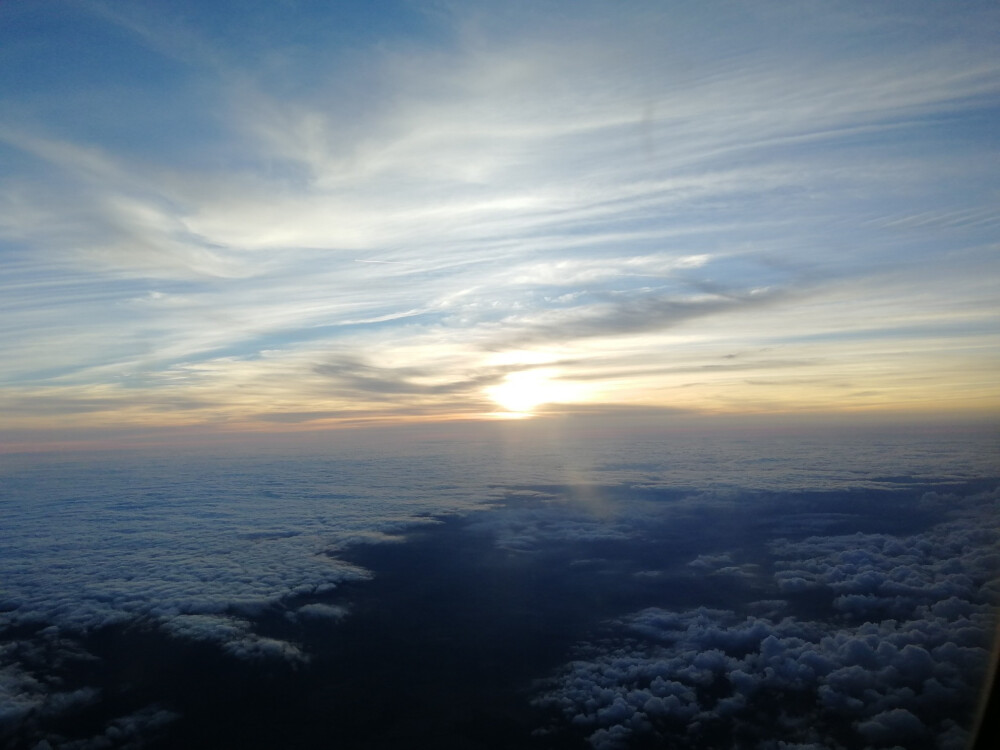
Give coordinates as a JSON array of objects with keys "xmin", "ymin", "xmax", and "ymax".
[{"xmin": 1, "ymin": 0, "xmax": 998, "ymax": 449}]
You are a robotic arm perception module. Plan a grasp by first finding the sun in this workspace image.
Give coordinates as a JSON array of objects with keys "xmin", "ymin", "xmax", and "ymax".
[{"xmin": 486, "ymin": 370, "xmax": 557, "ymax": 415}]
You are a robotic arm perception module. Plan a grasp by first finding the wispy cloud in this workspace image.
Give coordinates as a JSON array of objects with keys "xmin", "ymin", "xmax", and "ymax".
[{"xmin": 1, "ymin": 0, "xmax": 998, "ymax": 444}]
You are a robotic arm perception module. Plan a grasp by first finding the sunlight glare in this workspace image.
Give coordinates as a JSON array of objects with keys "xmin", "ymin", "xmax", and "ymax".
[{"xmin": 487, "ymin": 369, "xmax": 558, "ymax": 415}]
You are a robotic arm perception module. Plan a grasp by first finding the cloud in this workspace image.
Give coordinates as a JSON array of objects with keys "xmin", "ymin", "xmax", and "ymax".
[
  {"xmin": 312, "ymin": 355, "xmax": 512, "ymax": 399},
  {"xmin": 2, "ymin": 1, "xmax": 999, "ymax": 434},
  {"xmin": 532, "ymin": 485, "xmax": 999, "ymax": 748},
  {"xmin": 158, "ymin": 613, "xmax": 310, "ymax": 663},
  {"xmin": 294, "ymin": 603, "xmax": 348, "ymax": 622},
  {"xmin": 0, "ymin": 626, "xmax": 133, "ymax": 749},
  {"xmin": 0, "ymin": 452, "xmax": 511, "ymax": 670},
  {"xmin": 2, "ymin": 433, "xmax": 997, "ymax": 745},
  {"xmin": 491, "ymin": 285, "xmax": 792, "ymax": 348}
]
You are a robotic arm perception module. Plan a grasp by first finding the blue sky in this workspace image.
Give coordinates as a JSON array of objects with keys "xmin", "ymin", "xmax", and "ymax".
[{"xmin": 1, "ymin": 0, "xmax": 998, "ymax": 449}]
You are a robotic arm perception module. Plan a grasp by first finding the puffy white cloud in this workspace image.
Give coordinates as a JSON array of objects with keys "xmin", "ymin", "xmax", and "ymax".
[
  {"xmin": 533, "ymin": 487, "xmax": 999, "ymax": 748},
  {"xmin": 293, "ymin": 603, "xmax": 348, "ymax": 621},
  {"xmin": 0, "ymin": 624, "xmax": 107, "ymax": 745},
  {"xmin": 856, "ymin": 707, "xmax": 926, "ymax": 745},
  {"xmin": 0, "ymin": 659, "xmax": 46, "ymax": 731}
]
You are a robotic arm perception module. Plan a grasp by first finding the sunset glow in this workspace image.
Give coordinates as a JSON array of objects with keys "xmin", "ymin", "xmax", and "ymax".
[{"xmin": 0, "ymin": 1, "xmax": 998, "ymax": 451}]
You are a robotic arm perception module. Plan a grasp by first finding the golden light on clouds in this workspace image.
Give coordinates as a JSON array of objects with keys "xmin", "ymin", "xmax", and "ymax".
[{"xmin": 0, "ymin": 0, "xmax": 998, "ymax": 451}]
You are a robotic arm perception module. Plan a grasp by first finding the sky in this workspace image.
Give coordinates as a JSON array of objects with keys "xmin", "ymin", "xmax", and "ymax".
[{"xmin": 1, "ymin": 0, "xmax": 999, "ymax": 450}]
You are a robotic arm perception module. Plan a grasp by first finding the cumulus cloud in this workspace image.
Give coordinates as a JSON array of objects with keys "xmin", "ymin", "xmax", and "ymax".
[
  {"xmin": 0, "ymin": 450, "xmax": 508, "ymax": 747},
  {"xmin": 0, "ymin": 627, "xmax": 108, "ymax": 748},
  {"xmin": 0, "ymin": 453, "xmax": 494, "ymax": 668},
  {"xmin": 533, "ymin": 487, "xmax": 999, "ymax": 749},
  {"xmin": 770, "ymin": 490, "xmax": 1000, "ymax": 621},
  {"xmin": 293, "ymin": 602, "xmax": 348, "ymax": 622}
]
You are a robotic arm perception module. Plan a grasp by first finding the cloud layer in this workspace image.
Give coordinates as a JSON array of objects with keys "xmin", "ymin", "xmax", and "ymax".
[
  {"xmin": 2, "ymin": 426, "xmax": 998, "ymax": 747},
  {"xmin": 532, "ymin": 488, "xmax": 999, "ymax": 749}
]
